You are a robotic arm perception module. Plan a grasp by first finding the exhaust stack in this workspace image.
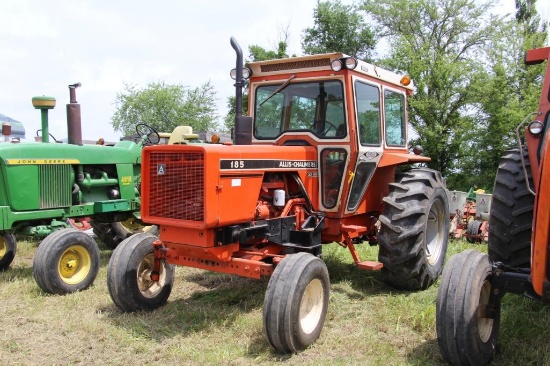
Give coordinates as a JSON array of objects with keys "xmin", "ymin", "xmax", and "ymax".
[
  {"xmin": 230, "ymin": 37, "xmax": 252, "ymax": 145},
  {"xmin": 67, "ymin": 82, "xmax": 83, "ymax": 145}
]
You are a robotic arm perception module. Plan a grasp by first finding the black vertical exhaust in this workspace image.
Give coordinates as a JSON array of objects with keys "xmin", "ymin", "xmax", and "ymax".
[
  {"xmin": 67, "ymin": 82, "xmax": 82, "ymax": 145},
  {"xmin": 230, "ymin": 37, "xmax": 252, "ymax": 145}
]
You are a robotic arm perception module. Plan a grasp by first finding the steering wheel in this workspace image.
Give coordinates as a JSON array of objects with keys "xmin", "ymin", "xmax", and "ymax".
[
  {"xmin": 310, "ymin": 121, "xmax": 338, "ymax": 136},
  {"xmin": 36, "ymin": 129, "xmax": 60, "ymax": 143},
  {"xmin": 136, "ymin": 123, "xmax": 160, "ymax": 145}
]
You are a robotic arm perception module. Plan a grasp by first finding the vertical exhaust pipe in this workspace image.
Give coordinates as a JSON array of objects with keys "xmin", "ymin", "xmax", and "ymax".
[
  {"xmin": 230, "ymin": 37, "xmax": 252, "ymax": 145},
  {"xmin": 67, "ymin": 82, "xmax": 82, "ymax": 145}
]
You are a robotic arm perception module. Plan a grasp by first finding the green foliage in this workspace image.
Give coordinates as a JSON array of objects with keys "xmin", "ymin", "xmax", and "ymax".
[
  {"xmin": 249, "ymin": 41, "xmax": 289, "ymax": 61},
  {"xmin": 302, "ymin": 0, "xmax": 376, "ymax": 61},
  {"xmin": 111, "ymin": 81, "xmax": 218, "ymax": 136},
  {"xmin": 449, "ymin": 0, "xmax": 547, "ymax": 190},
  {"xmin": 362, "ymin": 0, "xmax": 503, "ymax": 185}
]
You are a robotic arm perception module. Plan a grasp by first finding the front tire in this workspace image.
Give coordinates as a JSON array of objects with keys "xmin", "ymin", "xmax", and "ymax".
[
  {"xmin": 378, "ymin": 168, "xmax": 450, "ymax": 290},
  {"xmin": 33, "ymin": 228, "xmax": 100, "ymax": 294},
  {"xmin": 436, "ymin": 250, "xmax": 499, "ymax": 366},
  {"xmin": 0, "ymin": 233, "xmax": 17, "ymax": 270},
  {"xmin": 107, "ymin": 233, "xmax": 174, "ymax": 312},
  {"xmin": 263, "ymin": 252, "xmax": 330, "ymax": 353},
  {"xmin": 488, "ymin": 148, "xmax": 533, "ymax": 267}
]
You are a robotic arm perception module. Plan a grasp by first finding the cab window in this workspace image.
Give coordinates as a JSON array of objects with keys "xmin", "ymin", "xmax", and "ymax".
[
  {"xmin": 384, "ymin": 90, "xmax": 406, "ymax": 147},
  {"xmin": 355, "ymin": 81, "xmax": 381, "ymax": 146}
]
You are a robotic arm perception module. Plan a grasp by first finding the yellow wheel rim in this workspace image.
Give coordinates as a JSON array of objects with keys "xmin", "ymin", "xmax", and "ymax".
[
  {"xmin": 120, "ymin": 218, "xmax": 155, "ymax": 234},
  {"xmin": 137, "ymin": 253, "xmax": 166, "ymax": 298},
  {"xmin": 0, "ymin": 236, "xmax": 6, "ymax": 258},
  {"xmin": 58, "ymin": 245, "xmax": 92, "ymax": 284}
]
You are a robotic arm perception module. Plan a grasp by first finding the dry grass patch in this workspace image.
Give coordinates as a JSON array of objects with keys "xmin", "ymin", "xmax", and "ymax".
[{"xmin": 1, "ymin": 238, "xmax": 549, "ymax": 365}]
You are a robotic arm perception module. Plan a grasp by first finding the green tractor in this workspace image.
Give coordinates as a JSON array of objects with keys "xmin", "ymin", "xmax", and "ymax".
[{"xmin": 0, "ymin": 83, "xmax": 159, "ymax": 294}]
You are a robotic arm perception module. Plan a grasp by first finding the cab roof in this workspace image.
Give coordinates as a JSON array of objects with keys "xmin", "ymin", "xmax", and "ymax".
[{"xmin": 246, "ymin": 53, "xmax": 414, "ymax": 91}]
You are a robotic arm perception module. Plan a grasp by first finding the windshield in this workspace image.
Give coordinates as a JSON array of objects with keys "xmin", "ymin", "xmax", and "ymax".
[{"xmin": 254, "ymin": 80, "xmax": 346, "ymax": 139}]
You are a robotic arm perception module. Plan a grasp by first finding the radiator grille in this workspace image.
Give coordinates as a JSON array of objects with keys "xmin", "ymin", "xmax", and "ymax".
[
  {"xmin": 148, "ymin": 151, "xmax": 205, "ymax": 221},
  {"xmin": 39, "ymin": 165, "xmax": 73, "ymax": 208},
  {"xmin": 260, "ymin": 58, "xmax": 331, "ymax": 73}
]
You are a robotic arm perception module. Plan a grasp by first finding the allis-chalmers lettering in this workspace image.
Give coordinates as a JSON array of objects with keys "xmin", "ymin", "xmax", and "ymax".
[{"xmin": 220, "ymin": 159, "xmax": 317, "ymax": 170}]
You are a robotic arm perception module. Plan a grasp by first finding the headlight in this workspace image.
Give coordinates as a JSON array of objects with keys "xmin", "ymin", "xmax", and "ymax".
[
  {"xmin": 230, "ymin": 67, "xmax": 252, "ymax": 80},
  {"xmin": 528, "ymin": 120, "xmax": 544, "ymax": 135},
  {"xmin": 330, "ymin": 59, "xmax": 343, "ymax": 72},
  {"xmin": 344, "ymin": 57, "xmax": 357, "ymax": 70}
]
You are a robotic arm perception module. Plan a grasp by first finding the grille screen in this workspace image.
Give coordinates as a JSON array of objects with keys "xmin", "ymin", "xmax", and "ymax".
[
  {"xmin": 148, "ymin": 151, "xmax": 205, "ymax": 221},
  {"xmin": 39, "ymin": 165, "xmax": 72, "ymax": 208},
  {"xmin": 260, "ymin": 58, "xmax": 331, "ymax": 73}
]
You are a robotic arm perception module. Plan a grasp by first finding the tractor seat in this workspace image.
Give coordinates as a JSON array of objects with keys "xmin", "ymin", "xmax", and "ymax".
[{"xmin": 168, "ymin": 126, "xmax": 199, "ymax": 144}]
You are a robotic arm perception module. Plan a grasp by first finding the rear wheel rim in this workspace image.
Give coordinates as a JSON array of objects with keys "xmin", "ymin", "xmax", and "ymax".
[
  {"xmin": 300, "ymin": 278, "xmax": 324, "ymax": 335},
  {"xmin": 137, "ymin": 253, "xmax": 166, "ymax": 298},
  {"xmin": 426, "ymin": 199, "xmax": 446, "ymax": 265},
  {"xmin": 58, "ymin": 245, "xmax": 91, "ymax": 284}
]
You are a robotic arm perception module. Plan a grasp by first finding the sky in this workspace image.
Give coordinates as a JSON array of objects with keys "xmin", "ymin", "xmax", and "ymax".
[{"xmin": 1, "ymin": 0, "xmax": 549, "ymax": 142}]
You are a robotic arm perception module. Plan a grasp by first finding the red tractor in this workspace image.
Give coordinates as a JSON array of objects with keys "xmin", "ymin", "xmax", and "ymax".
[
  {"xmin": 448, "ymin": 188, "xmax": 491, "ymax": 243},
  {"xmin": 107, "ymin": 37, "xmax": 450, "ymax": 353},
  {"xmin": 436, "ymin": 46, "xmax": 550, "ymax": 365}
]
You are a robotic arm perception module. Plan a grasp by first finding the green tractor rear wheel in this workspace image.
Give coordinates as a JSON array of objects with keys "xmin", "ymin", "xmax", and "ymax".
[
  {"xmin": 0, "ymin": 233, "xmax": 17, "ymax": 270},
  {"xmin": 33, "ymin": 228, "xmax": 100, "ymax": 294},
  {"xmin": 91, "ymin": 219, "xmax": 158, "ymax": 250},
  {"xmin": 112, "ymin": 218, "xmax": 158, "ymax": 240}
]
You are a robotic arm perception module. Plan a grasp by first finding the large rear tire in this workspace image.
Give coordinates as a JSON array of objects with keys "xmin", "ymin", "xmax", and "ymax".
[
  {"xmin": 436, "ymin": 249, "xmax": 499, "ymax": 366},
  {"xmin": 488, "ymin": 148, "xmax": 533, "ymax": 267},
  {"xmin": 33, "ymin": 228, "xmax": 100, "ymax": 294},
  {"xmin": 263, "ymin": 252, "xmax": 330, "ymax": 353},
  {"xmin": 107, "ymin": 233, "xmax": 174, "ymax": 312},
  {"xmin": 0, "ymin": 233, "xmax": 17, "ymax": 270},
  {"xmin": 378, "ymin": 168, "xmax": 450, "ymax": 290}
]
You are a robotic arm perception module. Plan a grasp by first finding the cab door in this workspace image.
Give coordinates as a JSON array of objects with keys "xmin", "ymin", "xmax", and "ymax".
[{"xmin": 345, "ymin": 78, "xmax": 384, "ymax": 214}]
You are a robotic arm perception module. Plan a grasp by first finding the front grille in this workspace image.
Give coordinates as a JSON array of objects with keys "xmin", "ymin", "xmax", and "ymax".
[
  {"xmin": 39, "ymin": 165, "xmax": 72, "ymax": 208},
  {"xmin": 148, "ymin": 151, "xmax": 205, "ymax": 221},
  {"xmin": 260, "ymin": 58, "xmax": 331, "ymax": 73}
]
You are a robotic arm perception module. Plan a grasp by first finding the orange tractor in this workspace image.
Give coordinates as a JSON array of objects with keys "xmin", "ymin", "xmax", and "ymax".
[
  {"xmin": 436, "ymin": 46, "xmax": 550, "ymax": 365},
  {"xmin": 107, "ymin": 37, "xmax": 450, "ymax": 353}
]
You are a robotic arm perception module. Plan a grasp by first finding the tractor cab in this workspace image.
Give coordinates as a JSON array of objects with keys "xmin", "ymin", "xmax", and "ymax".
[{"xmin": 242, "ymin": 52, "xmax": 429, "ymax": 216}]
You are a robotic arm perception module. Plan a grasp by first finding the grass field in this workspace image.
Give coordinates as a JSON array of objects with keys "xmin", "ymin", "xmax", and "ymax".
[{"xmin": 1, "ymin": 238, "xmax": 549, "ymax": 365}]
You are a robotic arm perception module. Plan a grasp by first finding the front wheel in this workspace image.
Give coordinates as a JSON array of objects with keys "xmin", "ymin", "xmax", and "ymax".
[
  {"xmin": 436, "ymin": 250, "xmax": 499, "ymax": 366},
  {"xmin": 0, "ymin": 233, "xmax": 17, "ymax": 270},
  {"xmin": 378, "ymin": 168, "xmax": 450, "ymax": 290},
  {"xmin": 33, "ymin": 228, "xmax": 100, "ymax": 294},
  {"xmin": 107, "ymin": 233, "xmax": 175, "ymax": 312},
  {"xmin": 263, "ymin": 252, "xmax": 330, "ymax": 353}
]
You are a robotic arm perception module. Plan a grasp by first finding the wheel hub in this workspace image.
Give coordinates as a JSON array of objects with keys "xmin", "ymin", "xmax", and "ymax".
[
  {"xmin": 426, "ymin": 199, "xmax": 445, "ymax": 265},
  {"xmin": 58, "ymin": 245, "xmax": 91, "ymax": 284},
  {"xmin": 137, "ymin": 253, "xmax": 165, "ymax": 298},
  {"xmin": 300, "ymin": 278, "xmax": 324, "ymax": 335}
]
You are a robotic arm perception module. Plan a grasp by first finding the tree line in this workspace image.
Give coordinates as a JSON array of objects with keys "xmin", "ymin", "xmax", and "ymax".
[{"xmin": 111, "ymin": 0, "xmax": 548, "ymax": 191}]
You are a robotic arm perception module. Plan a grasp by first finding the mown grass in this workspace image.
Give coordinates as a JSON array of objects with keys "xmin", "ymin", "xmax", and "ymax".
[{"xmin": 1, "ymin": 238, "xmax": 549, "ymax": 365}]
